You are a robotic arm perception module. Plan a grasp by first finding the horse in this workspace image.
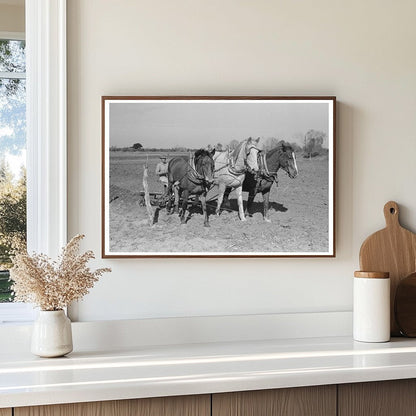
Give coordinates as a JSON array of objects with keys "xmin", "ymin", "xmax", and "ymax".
[
  {"xmin": 166, "ymin": 149, "xmax": 215, "ymax": 227},
  {"xmin": 213, "ymin": 137, "xmax": 261, "ymax": 221},
  {"xmin": 243, "ymin": 140, "xmax": 298, "ymax": 222}
]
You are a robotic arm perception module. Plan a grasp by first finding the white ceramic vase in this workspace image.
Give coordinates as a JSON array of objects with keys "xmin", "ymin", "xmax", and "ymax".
[{"xmin": 31, "ymin": 310, "xmax": 73, "ymax": 357}]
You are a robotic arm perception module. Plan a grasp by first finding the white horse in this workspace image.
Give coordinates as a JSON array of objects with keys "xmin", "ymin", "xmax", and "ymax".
[{"xmin": 213, "ymin": 137, "xmax": 261, "ymax": 221}]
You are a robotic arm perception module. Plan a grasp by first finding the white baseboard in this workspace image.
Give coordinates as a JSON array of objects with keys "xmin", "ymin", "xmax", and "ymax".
[{"xmin": 0, "ymin": 311, "xmax": 352, "ymax": 353}]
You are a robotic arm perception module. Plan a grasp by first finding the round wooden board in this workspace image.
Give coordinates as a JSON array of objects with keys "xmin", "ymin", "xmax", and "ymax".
[
  {"xmin": 395, "ymin": 272, "xmax": 416, "ymax": 337},
  {"xmin": 360, "ymin": 201, "xmax": 416, "ymax": 335}
]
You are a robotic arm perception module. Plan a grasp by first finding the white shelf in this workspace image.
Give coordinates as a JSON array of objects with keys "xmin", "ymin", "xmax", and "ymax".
[{"xmin": 2, "ymin": 336, "xmax": 416, "ymax": 408}]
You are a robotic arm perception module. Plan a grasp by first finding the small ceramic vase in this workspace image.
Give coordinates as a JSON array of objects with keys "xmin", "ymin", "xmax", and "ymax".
[{"xmin": 31, "ymin": 310, "xmax": 73, "ymax": 357}]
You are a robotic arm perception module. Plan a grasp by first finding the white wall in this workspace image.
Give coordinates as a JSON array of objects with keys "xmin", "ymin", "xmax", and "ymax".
[{"xmin": 67, "ymin": 0, "xmax": 416, "ymax": 322}]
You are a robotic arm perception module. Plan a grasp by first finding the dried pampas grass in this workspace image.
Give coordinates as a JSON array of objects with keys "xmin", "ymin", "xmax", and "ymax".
[{"xmin": 10, "ymin": 234, "xmax": 111, "ymax": 311}]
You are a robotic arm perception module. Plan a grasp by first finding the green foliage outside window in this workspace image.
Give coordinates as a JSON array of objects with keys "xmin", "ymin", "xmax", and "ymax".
[
  {"xmin": 0, "ymin": 39, "xmax": 27, "ymax": 302},
  {"xmin": 0, "ymin": 163, "xmax": 26, "ymax": 302}
]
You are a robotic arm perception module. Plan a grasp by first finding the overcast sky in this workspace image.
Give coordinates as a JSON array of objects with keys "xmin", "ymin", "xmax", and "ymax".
[{"xmin": 109, "ymin": 101, "xmax": 330, "ymax": 148}]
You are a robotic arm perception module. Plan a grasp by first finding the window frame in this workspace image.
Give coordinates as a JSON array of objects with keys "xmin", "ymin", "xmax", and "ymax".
[
  {"xmin": 26, "ymin": 0, "xmax": 67, "ymax": 257},
  {"xmin": 0, "ymin": 31, "xmax": 30, "ymax": 320},
  {"xmin": 0, "ymin": 0, "xmax": 67, "ymax": 323}
]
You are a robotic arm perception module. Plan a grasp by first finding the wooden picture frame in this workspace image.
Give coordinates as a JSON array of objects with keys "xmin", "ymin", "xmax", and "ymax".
[{"xmin": 102, "ymin": 96, "xmax": 336, "ymax": 258}]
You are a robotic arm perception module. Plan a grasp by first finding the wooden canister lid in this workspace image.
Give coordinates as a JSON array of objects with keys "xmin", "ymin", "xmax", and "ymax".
[{"xmin": 354, "ymin": 271, "xmax": 390, "ymax": 279}]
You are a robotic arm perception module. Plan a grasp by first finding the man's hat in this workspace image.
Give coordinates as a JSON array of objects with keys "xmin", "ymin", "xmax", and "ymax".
[{"xmin": 160, "ymin": 154, "xmax": 168, "ymax": 160}]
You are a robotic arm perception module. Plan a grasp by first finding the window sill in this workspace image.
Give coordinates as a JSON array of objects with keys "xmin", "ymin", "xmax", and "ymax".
[{"xmin": 0, "ymin": 303, "xmax": 36, "ymax": 324}]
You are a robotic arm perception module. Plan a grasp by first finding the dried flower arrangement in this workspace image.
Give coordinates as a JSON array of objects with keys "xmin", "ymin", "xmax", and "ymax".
[{"xmin": 10, "ymin": 234, "xmax": 111, "ymax": 311}]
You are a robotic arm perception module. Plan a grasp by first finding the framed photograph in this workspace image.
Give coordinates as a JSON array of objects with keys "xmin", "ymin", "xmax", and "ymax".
[{"xmin": 102, "ymin": 96, "xmax": 335, "ymax": 258}]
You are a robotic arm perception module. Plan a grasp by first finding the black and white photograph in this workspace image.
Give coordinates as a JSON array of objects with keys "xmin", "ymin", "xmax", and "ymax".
[{"xmin": 102, "ymin": 97, "xmax": 335, "ymax": 257}]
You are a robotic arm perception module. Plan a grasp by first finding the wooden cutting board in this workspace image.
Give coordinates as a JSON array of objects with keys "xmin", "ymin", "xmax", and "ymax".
[{"xmin": 359, "ymin": 201, "xmax": 416, "ymax": 336}]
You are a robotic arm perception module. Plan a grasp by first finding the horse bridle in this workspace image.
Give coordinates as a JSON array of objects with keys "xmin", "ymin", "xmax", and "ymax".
[
  {"xmin": 258, "ymin": 148, "xmax": 299, "ymax": 182},
  {"xmin": 194, "ymin": 156, "xmax": 215, "ymax": 190}
]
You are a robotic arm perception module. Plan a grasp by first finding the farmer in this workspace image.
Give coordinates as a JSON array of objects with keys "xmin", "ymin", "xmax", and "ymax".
[{"xmin": 155, "ymin": 155, "xmax": 169, "ymax": 189}]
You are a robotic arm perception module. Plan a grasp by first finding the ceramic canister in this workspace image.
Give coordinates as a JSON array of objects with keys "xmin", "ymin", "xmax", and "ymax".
[{"xmin": 353, "ymin": 271, "xmax": 390, "ymax": 343}]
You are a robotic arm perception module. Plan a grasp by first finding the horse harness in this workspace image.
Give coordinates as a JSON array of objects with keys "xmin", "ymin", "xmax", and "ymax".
[
  {"xmin": 173, "ymin": 156, "xmax": 211, "ymax": 191},
  {"xmin": 214, "ymin": 143, "xmax": 261, "ymax": 177},
  {"xmin": 258, "ymin": 153, "xmax": 278, "ymax": 183},
  {"xmin": 246, "ymin": 152, "xmax": 280, "ymax": 195}
]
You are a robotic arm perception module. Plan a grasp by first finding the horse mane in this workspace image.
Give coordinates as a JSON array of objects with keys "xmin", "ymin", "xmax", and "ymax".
[
  {"xmin": 230, "ymin": 139, "xmax": 248, "ymax": 163},
  {"xmin": 195, "ymin": 148, "xmax": 213, "ymax": 159},
  {"xmin": 268, "ymin": 140, "xmax": 294, "ymax": 156},
  {"xmin": 231, "ymin": 141, "xmax": 242, "ymax": 160}
]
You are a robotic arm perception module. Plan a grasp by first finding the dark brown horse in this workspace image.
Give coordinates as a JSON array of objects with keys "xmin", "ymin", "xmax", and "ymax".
[
  {"xmin": 166, "ymin": 149, "xmax": 215, "ymax": 227},
  {"xmin": 243, "ymin": 141, "xmax": 298, "ymax": 222}
]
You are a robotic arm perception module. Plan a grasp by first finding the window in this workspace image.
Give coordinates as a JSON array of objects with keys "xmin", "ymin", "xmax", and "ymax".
[
  {"xmin": 0, "ymin": 1, "xmax": 67, "ymax": 324},
  {"xmin": 0, "ymin": 36, "xmax": 26, "ymax": 302},
  {"xmin": 0, "ymin": 33, "xmax": 34, "ymax": 323},
  {"xmin": 0, "ymin": 33, "xmax": 33, "ymax": 323}
]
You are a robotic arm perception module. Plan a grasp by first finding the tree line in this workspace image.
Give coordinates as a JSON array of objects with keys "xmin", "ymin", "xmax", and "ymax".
[{"xmin": 110, "ymin": 129, "xmax": 328, "ymax": 158}]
